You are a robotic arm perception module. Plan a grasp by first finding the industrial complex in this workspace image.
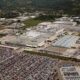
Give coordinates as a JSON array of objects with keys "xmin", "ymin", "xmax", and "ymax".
[{"xmin": 0, "ymin": 16, "xmax": 80, "ymax": 80}]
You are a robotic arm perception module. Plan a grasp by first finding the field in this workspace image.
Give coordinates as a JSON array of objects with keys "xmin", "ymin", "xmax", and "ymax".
[
  {"xmin": 23, "ymin": 15, "xmax": 56, "ymax": 28},
  {"xmin": 24, "ymin": 18, "xmax": 43, "ymax": 28}
]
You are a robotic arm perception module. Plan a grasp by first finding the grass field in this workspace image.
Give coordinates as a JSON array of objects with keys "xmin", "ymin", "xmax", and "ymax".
[
  {"xmin": 23, "ymin": 15, "xmax": 56, "ymax": 28},
  {"xmin": 24, "ymin": 18, "xmax": 43, "ymax": 28}
]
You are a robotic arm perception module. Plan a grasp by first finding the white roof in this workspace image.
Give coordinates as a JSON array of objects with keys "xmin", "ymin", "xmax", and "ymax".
[
  {"xmin": 5, "ymin": 30, "xmax": 53, "ymax": 47},
  {"xmin": 53, "ymin": 35, "xmax": 79, "ymax": 48},
  {"xmin": 26, "ymin": 30, "xmax": 41, "ymax": 38}
]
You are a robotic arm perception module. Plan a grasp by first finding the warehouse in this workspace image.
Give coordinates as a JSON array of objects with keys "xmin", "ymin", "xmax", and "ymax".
[
  {"xmin": 0, "ymin": 21, "xmax": 65, "ymax": 48},
  {"xmin": 54, "ymin": 17, "xmax": 77, "ymax": 26},
  {"xmin": 3, "ymin": 30, "xmax": 54, "ymax": 48},
  {"xmin": 36, "ymin": 22, "xmax": 64, "ymax": 33},
  {"xmin": 60, "ymin": 66, "xmax": 80, "ymax": 80},
  {"xmin": 41, "ymin": 46, "xmax": 67, "ymax": 55},
  {"xmin": 53, "ymin": 35, "xmax": 79, "ymax": 48}
]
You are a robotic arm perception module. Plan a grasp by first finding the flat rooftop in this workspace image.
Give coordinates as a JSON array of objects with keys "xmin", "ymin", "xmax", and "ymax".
[
  {"xmin": 60, "ymin": 66, "xmax": 80, "ymax": 80},
  {"xmin": 43, "ymin": 46, "xmax": 67, "ymax": 55},
  {"xmin": 53, "ymin": 35, "xmax": 79, "ymax": 48},
  {"xmin": 3, "ymin": 30, "xmax": 54, "ymax": 47}
]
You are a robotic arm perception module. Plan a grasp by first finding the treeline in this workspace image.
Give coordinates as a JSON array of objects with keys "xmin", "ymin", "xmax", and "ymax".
[
  {"xmin": 0, "ymin": 11, "xmax": 19, "ymax": 18},
  {"xmin": 0, "ymin": 0, "xmax": 80, "ymax": 16},
  {"xmin": 35, "ymin": 14, "xmax": 62, "ymax": 21}
]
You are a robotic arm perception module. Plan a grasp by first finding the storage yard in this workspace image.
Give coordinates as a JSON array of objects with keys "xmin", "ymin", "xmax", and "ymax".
[{"xmin": 0, "ymin": 47, "xmax": 58, "ymax": 80}]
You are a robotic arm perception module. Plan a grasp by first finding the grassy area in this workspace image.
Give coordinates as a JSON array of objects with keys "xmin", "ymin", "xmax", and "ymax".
[
  {"xmin": 23, "ymin": 14, "xmax": 62, "ymax": 29},
  {"xmin": 23, "ymin": 18, "xmax": 43, "ymax": 28},
  {"xmin": 23, "ymin": 14, "xmax": 59, "ymax": 28}
]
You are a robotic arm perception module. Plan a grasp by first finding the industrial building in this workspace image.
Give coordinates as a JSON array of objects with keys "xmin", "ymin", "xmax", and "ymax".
[
  {"xmin": 0, "ymin": 29, "xmax": 18, "ymax": 35},
  {"xmin": 6, "ymin": 22, "xmax": 25, "ymax": 29},
  {"xmin": 40, "ymin": 46, "xmax": 67, "ymax": 55},
  {"xmin": 53, "ymin": 35, "xmax": 79, "ymax": 48},
  {"xmin": 60, "ymin": 66, "xmax": 80, "ymax": 80},
  {"xmin": 36, "ymin": 22, "xmax": 64, "ymax": 34},
  {"xmin": 0, "ymin": 30, "xmax": 54, "ymax": 47},
  {"xmin": 0, "ymin": 21, "xmax": 64, "ymax": 48},
  {"xmin": 55, "ymin": 17, "xmax": 77, "ymax": 26}
]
